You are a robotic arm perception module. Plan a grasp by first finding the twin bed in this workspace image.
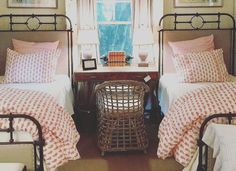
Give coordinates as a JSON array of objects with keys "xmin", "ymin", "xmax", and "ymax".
[
  {"xmin": 157, "ymin": 13, "xmax": 236, "ymax": 171},
  {"xmin": 0, "ymin": 14, "xmax": 79, "ymax": 171}
]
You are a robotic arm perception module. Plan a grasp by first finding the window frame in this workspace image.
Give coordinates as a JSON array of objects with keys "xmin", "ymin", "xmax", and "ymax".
[{"xmin": 96, "ymin": 0, "xmax": 133, "ymax": 56}]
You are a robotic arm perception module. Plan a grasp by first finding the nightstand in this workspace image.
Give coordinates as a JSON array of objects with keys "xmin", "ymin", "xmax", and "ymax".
[{"xmin": 73, "ymin": 64, "xmax": 159, "ymax": 131}]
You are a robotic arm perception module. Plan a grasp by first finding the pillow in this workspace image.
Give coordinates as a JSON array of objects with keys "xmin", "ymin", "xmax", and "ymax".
[
  {"xmin": 4, "ymin": 48, "xmax": 61, "ymax": 83},
  {"xmin": 169, "ymin": 34, "xmax": 215, "ymax": 55},
  {"xmin": 173, "ymin": 49, "xmax": 230, "ymax": 83},
  {"xmin": 12, "ymin": 39, "xmax": 59, "ymax": 54}
]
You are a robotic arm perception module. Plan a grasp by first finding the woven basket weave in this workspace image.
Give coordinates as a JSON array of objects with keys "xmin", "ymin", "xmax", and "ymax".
[{"xmin": 95, "ymin": 80, "xmax": 149, "ymax": 156}]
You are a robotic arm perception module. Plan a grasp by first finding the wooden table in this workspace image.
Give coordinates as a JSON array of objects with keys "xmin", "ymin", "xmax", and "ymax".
[{"xmin": 73, "ymin": 64, "xmax": 159, "ymax": 122}]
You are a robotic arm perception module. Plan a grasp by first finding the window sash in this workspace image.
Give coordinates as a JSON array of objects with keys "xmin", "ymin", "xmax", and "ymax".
[
  {"xmin": 97, "ymin": 0, "xmax": 133, "ymax": 57},
  {"xmin": 98, "ymin": 21, "xmax": 131, "ymax": 25},
  {"xmin": 96, "ymin": 0, "xmax": 132, "ymax": 22},
  {"xmin": 97, "ymin": 0, "xmax": 131, "ymax": 3}
]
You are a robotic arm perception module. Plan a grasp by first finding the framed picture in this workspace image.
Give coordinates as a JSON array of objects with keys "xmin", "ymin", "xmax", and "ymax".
[
  {"xmin": 8, "ymin": 0, "xmax": 58, "ymax": 8},
  {"xmin": 82, "ymin": 59, "xmax": 97, "ymax": 71},
  {"xmin": 174, "ymin": 0, "xmax": 223, "ymax": 8}
]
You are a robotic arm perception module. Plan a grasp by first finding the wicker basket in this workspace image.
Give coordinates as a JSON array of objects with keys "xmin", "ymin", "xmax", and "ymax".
[{"xmin": 95, "ymin": 80, "xmax": 149, "ymax": 156}]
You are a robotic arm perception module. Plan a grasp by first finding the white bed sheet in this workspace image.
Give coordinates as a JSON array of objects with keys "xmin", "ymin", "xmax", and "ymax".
[{"xmin": 158, "ymin": 74, "xmax": 236, "ymax": 114}]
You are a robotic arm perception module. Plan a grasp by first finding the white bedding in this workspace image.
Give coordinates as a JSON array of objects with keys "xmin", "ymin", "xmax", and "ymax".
[
  {"xmin": 158, "ymin": 74, "xmax": 236, "ymax": 114},
  {"xmin": 203, "ymin": 123, "xmax": 236, "ymax": 171}
]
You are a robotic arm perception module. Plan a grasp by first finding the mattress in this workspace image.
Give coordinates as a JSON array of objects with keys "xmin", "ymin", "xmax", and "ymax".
[{"xmin": 158, "ymin": 74, "xmax": 236, "ymax": 114}]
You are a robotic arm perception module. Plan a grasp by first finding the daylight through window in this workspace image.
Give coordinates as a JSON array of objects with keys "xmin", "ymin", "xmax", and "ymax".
[{"xmin": 96, "ymin": 0, "xmax": 133, "ymax": 58}]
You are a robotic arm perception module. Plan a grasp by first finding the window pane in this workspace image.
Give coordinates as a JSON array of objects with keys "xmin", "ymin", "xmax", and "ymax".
[
  {"xmin": 97, "ymin": 1, "xmax": 131, "ymax": 22},
  {"xmin": 97, "ymin": 2, "xmax": 114, "ymax": 22},
  {"xmin": 98, "ymin": 24, "xmax": 133, "ymax": 57},
  {"xmin": 115, "ymin": 3, "xmax": 131, "ymax": 21}
]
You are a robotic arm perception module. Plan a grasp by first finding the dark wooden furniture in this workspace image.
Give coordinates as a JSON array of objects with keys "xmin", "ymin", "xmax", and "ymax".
[{"xmin": 73, "ymin": 64, "xmax": 159, "ymax": 126}]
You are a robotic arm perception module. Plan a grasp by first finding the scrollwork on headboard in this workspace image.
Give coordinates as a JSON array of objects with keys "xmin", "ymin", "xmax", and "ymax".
[
  {"xmin": 158, "ymin": 13, "xmax": 236, "ymax": 75},
  {"xmin": 0, "ymin": 14, "xmax": 72, "ymax": 31},
  {"xmin": 159, "ymin": 13, "xmax": 235, "ymax": 30}
]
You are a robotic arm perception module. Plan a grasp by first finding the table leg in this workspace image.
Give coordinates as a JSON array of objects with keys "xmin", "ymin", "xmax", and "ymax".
[{"xmin": 146, "ymin": 80, "xmax": 160, "ymax": 123}]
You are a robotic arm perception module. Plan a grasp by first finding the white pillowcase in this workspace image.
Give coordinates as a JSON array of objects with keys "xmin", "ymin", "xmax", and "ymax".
[{"xmin": 4, "ymin": 48, "xmax": 61, "ymax": 83}]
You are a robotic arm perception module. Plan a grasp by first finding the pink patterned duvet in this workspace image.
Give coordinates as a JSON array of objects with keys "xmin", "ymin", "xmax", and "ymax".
[
  {"xmin": 0, "ymin": 87, "xmax": 80, "ymax": 171},
  {"xmin": 157, "ymin": 82, "xmax": 236, "ymax": 166}
]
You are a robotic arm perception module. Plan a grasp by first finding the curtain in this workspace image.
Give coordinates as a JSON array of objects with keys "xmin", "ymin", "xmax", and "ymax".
[
  {"xmin": 78, "ymin": 0, "xmax": 99, "ymax": 63},
  {"xmin": 132, "ymin": 0, "xmax": 153, "ymax": 64},
  {"xmin": 65, "ymin": 0, "xmax": 79, "ymax": 70},
  {"xmin": 78, "ymin": 0, "xmax": 97, "ymax": 30},
  {"xmin": 132, "ymin": 0, "xmax": 152, "ymax": 29},
  {"xmin": 132, "ymin": 0, "xmax": 162, "ymax": 111},
  {"xmin": 132, "ymin": 0, "xmax": 161, "ymax": 64}
]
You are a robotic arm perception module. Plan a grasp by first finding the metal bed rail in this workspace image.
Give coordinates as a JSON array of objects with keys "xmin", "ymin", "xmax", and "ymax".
[{"xmin": 0, "ymin": 113, "xmax": 45, "ymax": 171}]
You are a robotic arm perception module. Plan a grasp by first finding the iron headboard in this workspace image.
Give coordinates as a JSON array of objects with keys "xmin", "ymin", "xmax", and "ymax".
[
  {"xmin": 0, "ymin": 14, "xmax": 74, "ymax": 80},
  {"xmin": 158, "ymin": 13, "xmax": 236, "ymax": 75}
]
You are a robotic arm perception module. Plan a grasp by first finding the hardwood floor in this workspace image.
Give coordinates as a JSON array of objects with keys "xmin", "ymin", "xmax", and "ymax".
[{"xmin": 57, "ymin": 119, "xmax": 183, "ymax": 171}]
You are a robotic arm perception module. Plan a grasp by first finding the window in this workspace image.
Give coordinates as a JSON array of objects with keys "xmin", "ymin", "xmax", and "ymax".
[{"xmin": 96, "ymin": 0, "xmax": 133, "ymax": 57}]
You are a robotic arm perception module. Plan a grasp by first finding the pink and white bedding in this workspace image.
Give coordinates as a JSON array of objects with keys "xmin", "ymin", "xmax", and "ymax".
[
  {"xmin": 168, "ymin": 34, "xmax": 214, "ymax": 55},
  {"xmin": 173, "ymin": 49, "xmax": 230, "ymax": 83},
  {"xmin": 12, "ymin": 39, "xmax": 59, "ymax": 54},
  {"xmin": 158, "ymin": 74, "xmax": 236, "ymax": 114},
  {"xmin": 0, "ymin": 87, "xmax": 80, "ymax": 171},
  {"xmin": 157, "ymin": 82, "xmax": 236, "ymax": 167},
  {"xmin": 0, "ymin": 75, "xmax": 74, "ymax": 115},
  {"xmin": 4, "ymin": 48, "xmax": 60, "ymax": 83}
]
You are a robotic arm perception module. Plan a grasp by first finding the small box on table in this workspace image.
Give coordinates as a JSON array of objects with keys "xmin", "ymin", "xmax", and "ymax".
[{"xmin": 108, "ymin": 51, "xmax": 126, "ymax": 66}]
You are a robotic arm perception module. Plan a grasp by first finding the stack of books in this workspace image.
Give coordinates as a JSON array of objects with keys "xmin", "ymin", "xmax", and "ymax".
[{"xmin": 107, "ymin": 51, "xmax": 126, "ymax": 66}]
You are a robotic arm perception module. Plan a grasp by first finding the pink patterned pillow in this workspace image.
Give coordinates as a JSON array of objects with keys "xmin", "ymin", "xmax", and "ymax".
[
  {"xmin": 169, "ymin": 34, "xmax": 215, "ymax": 55},
  {"xmin": 4, "ymin": 48, "xmax": 61, "ymax": 83},
  {"xmin": 12, "ymin": 39, "xmax": 59, "ymax": 54},
  {"xmin": 173, "ymin": 49, "xmax": 230, "ymax": 83}
]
